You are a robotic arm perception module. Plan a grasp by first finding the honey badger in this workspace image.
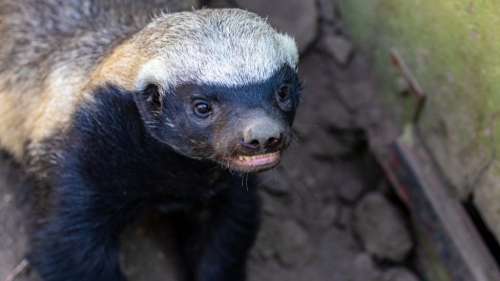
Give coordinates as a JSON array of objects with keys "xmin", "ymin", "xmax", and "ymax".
[{"xmin": 0, "ymin": 1, "xmax": 301, "ymax": 281}]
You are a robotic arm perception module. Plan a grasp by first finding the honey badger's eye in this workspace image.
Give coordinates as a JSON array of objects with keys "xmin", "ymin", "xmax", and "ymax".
[
  {"xmin": 193, "ymin": 100, "xmax": 212, "ymax": 118},
  {"xmin": 277, "ymin": 85, "xmax": 291, "ymax": 101},
  {"xmin": 276, "ymin": 84, "xmax": 293, "ymax": 111}
]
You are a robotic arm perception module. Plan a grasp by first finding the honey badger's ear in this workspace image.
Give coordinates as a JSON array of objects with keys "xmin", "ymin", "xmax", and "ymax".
[{"xmin": 134, "ymin": 84, "xmax": 163, "ymax": 117}]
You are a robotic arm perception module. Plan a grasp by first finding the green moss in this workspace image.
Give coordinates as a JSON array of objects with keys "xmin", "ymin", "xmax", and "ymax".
[{"xmin": 339, "ymin": 0, "xmax": 500, "ymax": 183}]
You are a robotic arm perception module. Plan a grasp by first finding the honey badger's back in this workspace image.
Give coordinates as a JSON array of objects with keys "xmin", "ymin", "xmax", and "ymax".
[{"xmin": 0, "ymin": 0, "xmax": 185, "ymax": 162}]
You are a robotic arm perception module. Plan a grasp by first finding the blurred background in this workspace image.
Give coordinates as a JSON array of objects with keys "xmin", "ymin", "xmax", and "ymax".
[{"xmin": 1, "ymin": 0, "xmax": 499, "ymax": 281}]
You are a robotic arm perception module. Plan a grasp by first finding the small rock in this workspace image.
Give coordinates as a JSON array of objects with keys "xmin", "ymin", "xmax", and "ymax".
[
  {"xmin": 275, "ymin": 220, "xmax": 312, "ymax": 267},
  {"xmin": 308, "ymin": 129, "xmax": 355, "ymax": 160},
  {"xmin": 258, "ymin": 190, "xmax": 291, "ymax": 217},
  {"xmin": 252, "ymin": 216, "xmax": 280, "ymax": 260},
  {"xmin": 298, "ymin": 53, "xmax": 356, "ymax": 131},
  {"xmin": 252, "ymin": 217, "xmax": 313, "ymax": 268},
  {"xmin": 318, "ymin": 98, "xmax": 355, "ymax": 130},
  {"xmin": 337, "ymin": 170, "xmax": 366, "ymax": 203},
  {"xmin": 258, "ymin": 169, "xmax": 291, "ymax": 196},
  {"xmin": 317, "ymin": 0, "xmax": 337, "ymax": 23},
  {"xmin": 279, "ymin": 146, "xmax": 318, "ymax": 183},
  {"xmin": 317, "ymin": 204, "xmax": 338, "ymax": 229},
  {"xmin": 335, "ymin": 58, "xmax": 378, "ymax": 110},
  {"xmin": 383, "ymin": 268, "xmax": 420, "ymax": 281},
  {"xmin": 352, "ymin": 253, "xmax": 383, "ymax": 281},
  {"xmin": 235, "ymin": 0, "xmax": 318, "ymax": 52},
  {"xmin": 334, "ymin": 204, "xmax": 352, "ymax": 230},
  {"xmin": 321, "ymin": 33, "xmax": 354, "ymax": 66},
  {"xmin": 3, "ymin": 193, "xmax": 12, "ymax": 204},
  {"xmin": 313, "ymin": 229, "xmax": 383, "ymax": 281},
  {"xmin": 354, "ymin": 192, "xmax": 413, "ymax": 262}
]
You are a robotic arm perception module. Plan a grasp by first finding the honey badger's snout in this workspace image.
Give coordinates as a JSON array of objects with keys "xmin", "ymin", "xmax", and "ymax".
[
  {"xmin": 240, "ymin": 116, "xmax": 285, "ymax": 153},
  {"xmin": 221, "ymin": 113, "xmax": 289, "ymax": 173}
]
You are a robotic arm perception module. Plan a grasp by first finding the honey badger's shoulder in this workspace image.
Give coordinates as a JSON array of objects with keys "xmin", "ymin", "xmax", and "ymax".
[
  {"xmin": 0, "ymin": 0, "xmax": 197, "ymax": 164},
  {"xmin": 0, "ymin": 0, "xmax": 130, "ymax": 162}
]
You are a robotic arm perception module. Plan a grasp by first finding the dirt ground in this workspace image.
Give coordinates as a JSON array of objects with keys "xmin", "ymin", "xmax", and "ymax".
[{"xmin": 0, "ymin": 1, "xmax": 421, "ymax": 281}]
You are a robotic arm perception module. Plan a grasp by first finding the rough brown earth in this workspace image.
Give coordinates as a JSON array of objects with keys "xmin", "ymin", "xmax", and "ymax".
[{"xmin": 0, "ymin": 1, "xmax": 421, "ymax": 281}]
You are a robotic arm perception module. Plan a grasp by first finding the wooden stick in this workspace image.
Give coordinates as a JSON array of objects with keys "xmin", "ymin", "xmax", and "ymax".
[{"xmin": 3, "ymin": 259, "xmax": 29, "ymax": 281}]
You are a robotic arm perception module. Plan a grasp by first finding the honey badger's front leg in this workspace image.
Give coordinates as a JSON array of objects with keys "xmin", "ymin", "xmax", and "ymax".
[
  {"xmin": 176, "ymin": 177, "xmax": 260, "ymax": 281},
  {"xmin": 197, "ymin": 183, "xmax": 259, "ymax": 281},
  {"xmin": 30, "ymin": 178, "xmax": 133, "ymax": 281}
]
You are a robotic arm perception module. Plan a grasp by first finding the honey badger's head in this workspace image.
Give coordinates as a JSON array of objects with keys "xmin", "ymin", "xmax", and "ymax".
[{"xmin": 131, "ymin": 9, "xmax": 300, "ymax": 173}]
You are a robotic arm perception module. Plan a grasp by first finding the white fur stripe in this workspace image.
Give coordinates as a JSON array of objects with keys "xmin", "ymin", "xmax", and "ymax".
[{"xmin": 136, "ymin": 9, "xmax": 299, "ymax": 90}]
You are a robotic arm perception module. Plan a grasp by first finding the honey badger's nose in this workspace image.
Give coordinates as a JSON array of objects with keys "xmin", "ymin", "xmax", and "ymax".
[{"xmin": 241, "ymin": 117, "xmax": 284, "ymax": 151}]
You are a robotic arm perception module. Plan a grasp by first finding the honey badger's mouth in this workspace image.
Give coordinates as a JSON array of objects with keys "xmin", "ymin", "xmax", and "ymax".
[{"xmin": 222, "ymin": 152, "xmax": 281, "ymax": 173}]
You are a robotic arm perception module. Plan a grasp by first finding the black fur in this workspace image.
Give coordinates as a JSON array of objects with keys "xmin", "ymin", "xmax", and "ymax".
[{"xmin": 30, "ymin": 86, "xmax": 261, "ymax": 281}]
